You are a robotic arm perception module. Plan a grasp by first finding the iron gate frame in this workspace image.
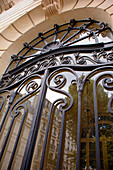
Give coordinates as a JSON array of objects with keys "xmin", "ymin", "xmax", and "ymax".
[{"xmin": 0, "ymin": 18, "xmax": 113, "ymax": 170}]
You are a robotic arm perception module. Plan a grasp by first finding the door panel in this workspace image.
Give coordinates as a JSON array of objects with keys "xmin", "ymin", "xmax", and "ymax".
[{"xmin": 0, "ymin": 19, "xmax": 113, "ymax": 170}]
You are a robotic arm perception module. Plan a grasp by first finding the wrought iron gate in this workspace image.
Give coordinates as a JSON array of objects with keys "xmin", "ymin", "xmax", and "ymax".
[{"xmin": 0, "ymin": 18, "xmax": 113, "ymax": 170}]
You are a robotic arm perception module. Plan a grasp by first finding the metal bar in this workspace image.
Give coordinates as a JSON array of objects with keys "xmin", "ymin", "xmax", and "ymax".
[
  {"xmin": 56, "ymin": 110, "xmax": 65, "ymax": 170},
  {"xmin": 4, "ymin": 41, "xmax": 113, "ymax": 78},
  {"xmin": 21, "ymin": 19, "xmax": 99, "ymax": 48},
  {"xmin": 60, "ymin": 30, "xmax": 70, "ymax": 42},
  {"xmin": 93, "ymin": 81, "xmax": 101, "ymax": 170},
  {"xmin": 0, "ymin": 105, "xmax": 11, "ymax": 132},
  {"xmin": 7, "ymin": 105, "xmax": 27, "ymax": 170},
  {"xmin": 66, "ymin": 27, "xmax": 109, "ymax": 46},
  {"xmin": 20, "ymin": 69, "xmax": 49, "ymax": 170},
  {"xmin": 65, "ymin": 32, "xmax": 93, "ymax": 46},
  {"xmin": 54, "ymin": 31, "xmax": 57, "ymax": 41},
  {"xmin": 0, "ymin": 93, "xmax": 16, "ymax": 131},
  {"xmin": 3, "ymin": 60, "xmax": 14, "ymax": 74},
  {"xmin": 63, "ymin": 29, "xmax": 83, "ymax": 45},
  {"xmin": 93, "ymin": 32, "xmax": 99, "ymax": 43},
  {"xmin": 1, "ymin": 64, "xmax": 113, "ymax": 95},
  {"xmin": 0, "ymin": 96, "xmax": 5, "ymax": 111},
  {"xmin": 76, "ymin": 91, "xmax": 82, "ymax": 170},
  {"xmin": 40, "ymin": 99, "xmax": 62, "ymax": 170},
  {"xmin": 0, "ymin": 117, "xmax": 15, "ymax": 161},
  {"xmin": 15, "ymin": 59, "xmax": 22, "ymax": 68},
  {"xmin": 62, "ymin": 20, "xmax": 94, "ymax": 45},
  {"xmin": 39, "ymin": 102, "xmax": 54, "ymax": 170}
]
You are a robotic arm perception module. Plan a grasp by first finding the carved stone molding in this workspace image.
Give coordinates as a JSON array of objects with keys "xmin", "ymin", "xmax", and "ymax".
[
  {"xmin": 42, "ymin": 0, "xmax": 62, "ymax": 18},
  {"xmin": 4, "ymin": 1, "xmax": 15, "ymax": 10},
  {"xmin": 0, "ymin": 0, "xmax": 15, "ymax": 13}
]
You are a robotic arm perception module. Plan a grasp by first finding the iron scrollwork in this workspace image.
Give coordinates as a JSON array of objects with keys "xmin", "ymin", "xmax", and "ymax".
[
  {"xmin": 93, "ymin": 72, "xmax": 113, "ymax": 115},
  {"xmin": 7, "ymin": 105, "xmax": 27, "ymax": 170},
  {"xmin": 1, "ymin": 48, "xmax": 113, "ymax": 89},
  {"xmin": 0, "ymin": 18, "xmax": 113, "ymax": 170},
  {"xmin": 102, "ymin": 76, "xmax": 113, "ymax": 114},
  {"xmin": 0, "ymin": 74, "xmax": 42, "ymax": 132},
  {"xmin": 0, "ymin": 18, "xmax": 113, "ymax": 89},
  {"xmin": 9, "ymin": 74, "xmax": 42, "ymax": 117},
  {"xmin": 82, "ymin": 66, "xmax": 113, "ymax": 170},
  {"xmin": 0, "ymin": 105, "xmax": 27, "ymax": 162},
  {"xmin": 39, "ymin": 67, "xmax": 85, "ymax": 169}
]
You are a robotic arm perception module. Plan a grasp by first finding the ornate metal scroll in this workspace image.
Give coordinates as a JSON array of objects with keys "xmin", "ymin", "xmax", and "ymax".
[
  {"xmin": 0, "ymin": 18, "xmax": 113, "ymax": 170},
  {"xmin": 0, "ymin": 74, "xmax": 42, "ymax": 170},
  {"xmin": 40, "ymin": 67, "xmax": 76, "ymax": 169},
  {"xmin": 7, "ymin": 105, "xmax": 27, "ymax": 170},
  {"xmin": 93, "ymin": 72, "xmax": 113, "ymax": 170},
  {"xmin": 0, "ymin": 105, "xmax": 27, "ymax": 163},
  {"xmin": 0, "ymin": 74, "xmax": 42, "ymax": 132},
  {"xmin": 0, "ymin": 104, "xmax": 26, "ymax": 156},
  {"xmin": 0, "ymin": 18, "xmax": 113, "ymax": 89},
  {"xmin": 108, "ymin": 95, "xmax": 113, "ymax": 114},
  {"xmin": 20, "ymin": 69, "xmax": 49, "ymax": 170},
  {"xmin": 102, "ymin": 76, "xmax": 113, "ymax": 114},
  {"xmin": 83, "ymin": 66, "xmax": 113, "ymax": 170}
]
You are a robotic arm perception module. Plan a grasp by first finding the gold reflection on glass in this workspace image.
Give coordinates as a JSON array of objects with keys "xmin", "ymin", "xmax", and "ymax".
[
  {"xmin": 31, "ymin": 70, "xmax": 77, "ymax": 170},
  {"xmin": 63, "ymin": 82, "xmax": 78, "ymax": 170},
  {"xmin": 97, "ymin": 82, "xmax": 113, "ymax": 170},
  {"xmin": 81, "ymin": 80, "xmax": 96, "ymax": 170},
  {"xmin": 1, "ymin": 70, "xmax": 113, "ymax": 170},
  {"xmin": 80, "ymin": 75, "xmax": 113, "ymax": 170}
]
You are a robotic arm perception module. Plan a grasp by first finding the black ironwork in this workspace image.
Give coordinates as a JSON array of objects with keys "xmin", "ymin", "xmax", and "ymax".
[
  {"xmin": 7, "ymin": 105, "xmax": 27, "ymax": 170},
  {"xmin": 0, "ymin": 96, "xmax": 5, "ymax": 111},
  {"xmin": 0, "ymin": 18, "xmax": 113, "ymax": 170},
  {"xmin": 20, "ymin": 69, "xmax": 49, "ymax": 170}
]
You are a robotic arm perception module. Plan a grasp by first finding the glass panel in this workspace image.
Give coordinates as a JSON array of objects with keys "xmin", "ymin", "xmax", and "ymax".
[
  {"xmin": 0, "ymin": 18, "xmax": 113, "ymax": 170},
  {"xmin": 96, "ymin": 74, "xmax": 113, "ymax": 170},
  {"xmin": 80, "ymin": 78, "xmax": 96, "ymax": 169},
  {"xmin": 63, "ymin": 80, "xmax": 78, "ymax": 170},
  {"xmin": 0, "ymin": 95, "xmax": 38, "ymax": 170},
  {"xmin": 30, "ymin": 68, "xmax": 78, "ymax": 170},
  {"xmin": 85, "ymin": 70, "xmax": 113, "ymax": 170},
  {"xmin": 0, "ymin": 75, "xmax": 42, "ymax": 170}
]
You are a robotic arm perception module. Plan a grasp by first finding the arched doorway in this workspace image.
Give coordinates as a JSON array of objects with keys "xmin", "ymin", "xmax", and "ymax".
[{"xmin": 0, "ymin": 18, "xmax": 113, "ymax": 170}]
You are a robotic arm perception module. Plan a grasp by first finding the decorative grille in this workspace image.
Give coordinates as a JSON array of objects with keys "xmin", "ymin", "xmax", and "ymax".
[{"xmin": 0, "ymin": 18, "xmax": 113, "ymax": 170}]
